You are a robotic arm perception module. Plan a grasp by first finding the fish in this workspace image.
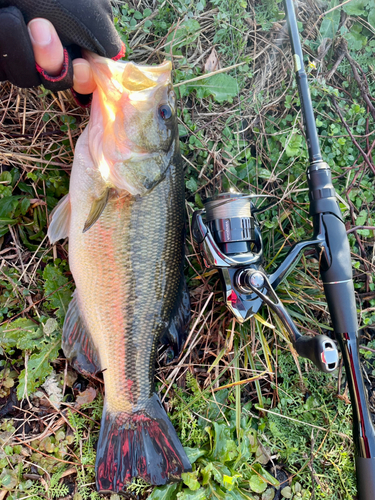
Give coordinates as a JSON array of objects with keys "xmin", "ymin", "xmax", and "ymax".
[{"xmin": 47, "ymin": 53, "xmax": 192, "ymax": 491}]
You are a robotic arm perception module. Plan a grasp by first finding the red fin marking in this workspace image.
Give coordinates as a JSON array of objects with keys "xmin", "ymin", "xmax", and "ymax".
[{"xmin": 95, "ymin": 396, "xmax": 191, "ymax": 492}]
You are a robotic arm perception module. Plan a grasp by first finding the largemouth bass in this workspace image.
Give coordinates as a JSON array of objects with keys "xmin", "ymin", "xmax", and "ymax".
[{"xmin": 48, "ymin": 54, "xmax": 191, "ymax": 491}]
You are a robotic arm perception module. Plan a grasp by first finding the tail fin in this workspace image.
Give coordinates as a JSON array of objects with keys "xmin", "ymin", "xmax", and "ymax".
[{"xmin": 95, "ymin": 394, "xmax": 191, "ymax": 492}]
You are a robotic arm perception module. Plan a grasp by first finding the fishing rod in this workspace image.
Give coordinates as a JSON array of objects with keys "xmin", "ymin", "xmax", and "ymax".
[{"xmin": 192, "ymin": 0, "xmax": 375, "ymax": 497}]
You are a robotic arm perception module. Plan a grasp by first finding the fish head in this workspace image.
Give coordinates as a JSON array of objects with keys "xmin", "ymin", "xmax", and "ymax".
[{"xmin": 86, "ymin": 53, "xmax": 179, "ymax": 196}]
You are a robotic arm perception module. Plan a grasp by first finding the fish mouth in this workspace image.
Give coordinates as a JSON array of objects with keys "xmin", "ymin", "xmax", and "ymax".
[{"xmin": 84, "ymin": 51, "xmax": 172, "ymax": 96}]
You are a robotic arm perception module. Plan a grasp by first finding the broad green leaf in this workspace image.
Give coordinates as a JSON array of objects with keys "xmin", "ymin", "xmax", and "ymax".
[
  {"xmin": 212, "ymin": 422, "xmax": 238, "ymax": 462},
  {"xmin": 17, "ymin": 335, "xmax": 61, "ymax": 398},
  {"xmin": 185, "ymin": 74, "xmax": 238, "ymax": 103},
  {"xmin": 184, "ymin": 447, "xmax": 207, "ymax": 464},
  {"xmin": 369, "ymin": 9, "xmax": 375, "ymax": 28},
  {"xmin": 343, "ymin": 0, "xmax": 367, "ymax": 15},
  {"xmin": 181, "ymin": 471, "xmax": 201, "ymax": 491},
  {"xmin": 249, "ymin": 474, "xmax": 267, "ymax": 494},
  {"xmin": 0, "ymin": 196, "xmax": 19, "ymax": 219},
  {"xmin": 319, "ymin": 7, "xmax": 340, "ymax": 39},
  {"xmin": 148, "ymin": 483, "xmax": 178, "ymax": 500},
  {"xmin": 344, "ymin": 25, "xmax": 367, "ymax": 50}
]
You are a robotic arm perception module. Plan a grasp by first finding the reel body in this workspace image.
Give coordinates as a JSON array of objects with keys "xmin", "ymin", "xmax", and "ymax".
[{"xmin": 192, "ymin": 192, "xmax": 339, "ymax": 374}]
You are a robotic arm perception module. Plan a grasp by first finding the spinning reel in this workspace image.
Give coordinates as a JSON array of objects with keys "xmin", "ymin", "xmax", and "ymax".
[{"xmin": 192, "ymin": 192, "xmax": 339, "ymax": 374}]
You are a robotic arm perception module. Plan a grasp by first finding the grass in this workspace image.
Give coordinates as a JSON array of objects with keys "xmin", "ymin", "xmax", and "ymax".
[{"xmin": 0, "ymin": 0, "xmax": 375, "ymax": 498}]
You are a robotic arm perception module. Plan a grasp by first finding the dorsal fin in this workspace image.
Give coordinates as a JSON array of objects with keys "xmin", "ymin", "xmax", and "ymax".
[
  {"xmin": 47, "ymin": 193, "xmax": 71, "ymax": 244},
  {"xmin": 62, "ymin": 291, "xmax": 100, "ymax": 376}
]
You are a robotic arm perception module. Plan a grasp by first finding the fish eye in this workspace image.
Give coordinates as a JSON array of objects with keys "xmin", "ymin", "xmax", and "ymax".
[{"xmin": 159, "ymin": 104, "xmax": 172, "ymax": 120}]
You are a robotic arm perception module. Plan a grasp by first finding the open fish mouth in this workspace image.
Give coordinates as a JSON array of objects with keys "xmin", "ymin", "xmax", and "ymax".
[{"xmin": 85, "ymin": 51, "xmax": 172, "ymax": 97}]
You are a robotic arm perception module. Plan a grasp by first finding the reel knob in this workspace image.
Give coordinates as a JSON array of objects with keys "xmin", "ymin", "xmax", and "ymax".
[{"xmin": 295, "ymin": 335, "xmax": 339, "ymax": 373}]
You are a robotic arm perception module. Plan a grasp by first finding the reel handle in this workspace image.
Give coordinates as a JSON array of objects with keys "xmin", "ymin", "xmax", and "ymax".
[{"xmin": 242, "ymin": 270, "xmax": 339, "ymax": 373}]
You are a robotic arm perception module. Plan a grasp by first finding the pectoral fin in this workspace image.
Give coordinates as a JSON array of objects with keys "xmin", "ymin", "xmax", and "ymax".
[
  {"xmin": 83, "ymin": 187, "xmax": 113, "ymax": 233},
  {"xmin": 47, "ymin": 193, "xmax": 71, "ymax": 244}
]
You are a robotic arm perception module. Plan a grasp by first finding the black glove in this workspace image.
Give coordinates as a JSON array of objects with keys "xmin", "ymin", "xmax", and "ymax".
[{"xmin": 0, "ymin": 0, "xmax": 124, "ymax": 92}]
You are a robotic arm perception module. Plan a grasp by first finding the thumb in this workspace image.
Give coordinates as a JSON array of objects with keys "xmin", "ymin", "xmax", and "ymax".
[{"xmin": 28, "ymin": 18, "xmax": 64, "ymax": 76}]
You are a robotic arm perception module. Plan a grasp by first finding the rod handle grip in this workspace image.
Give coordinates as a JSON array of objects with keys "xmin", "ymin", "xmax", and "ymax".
[{"xmin": 356, "ymin": 457, "xmax": 375, "ymax": 500}]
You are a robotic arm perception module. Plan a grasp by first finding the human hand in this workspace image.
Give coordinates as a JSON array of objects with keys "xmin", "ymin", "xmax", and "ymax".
[
  {"xmin": 28, "ymin": 17, "xmax": 96, "ymax": 95},
  {"xmin": 0, "ymin": 0, "xmax": 125, "ymax": 101}
]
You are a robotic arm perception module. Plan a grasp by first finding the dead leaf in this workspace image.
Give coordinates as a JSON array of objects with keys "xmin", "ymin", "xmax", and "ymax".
[
  {"xmin": 76, "ymin": 386, "xmax": 97, "ymax": 407},
  {"xmin": 42, "ymin": 372, "xmax": 63, "ymax": 408},
  {"xmin": 30, "ymin": 198, "xmax": 47, "ymax": 208},
  {"xmin": 204, "ymin": 48, "xmax": 221, "ymax": 73}
]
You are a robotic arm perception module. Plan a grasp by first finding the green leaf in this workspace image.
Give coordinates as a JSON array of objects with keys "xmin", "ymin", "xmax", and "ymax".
[
  {"xmin": 43, "ymin": 264, "xmax": 73, "ymax": 319},
  {"xmin": 0, "ymin": 196, "xmax": 19, "ymax": 219},
  {"xmin": 285, "ymin": 134, "xmax": 303, "ymax": 157},
  {"xmin": 249, "ymin": 474, "xmax": 267, "ymax": 494},
  {"xmin": 17, "ymin": 335, "xmax": 61, "ymax": 398},
  {"xmin": 0, "ymin": 318, "xmax": 43, "ymax": 351},
  {"xmin": 186, "ymin": 74, "xmax": 238, "ymax": 103},
  {"xmin": 369, "ymin": 9, "xmax": 375, "ymax": 28},
  {"xmin": 0, "ymin": 171, "xmax": 12, "ymax": 184},
  {"xmin": 17, "ymin": 182, "xmax": 34, "ymax": 195},
  {"xmin": 178, "ymin": 488, "xmax": 208, "ymax": 500},
  {"xmin": 319, "ymin": 6, "xmax": 340, "ymax": 39},
  {"xmin": 262, "ymin": 488, "xmax": 277, "ymax": 500},
  {"xmin": 165, "ymin": 20, "xmax": 200, "ymax": 53},
  {"xmin": 184, "ymin": 447, "xmax": 207, "ymax": 464},
  {"xmin": 281, "ymin": 486, "xmax": 293, "ymax": 498},
  {"xmin": 252, "ymin": 464, "xmax": 280, "ymax": 487},
  {"xmin": 186, "ymin": 178, "xmax": 198, "ymax": 192},
  {"xmin": 181, "ymin": 471, "xmax": 201, "ymax": 491},
  {"xmin": 344, "ymin": 24, "xmax": 367, "ymax": 50},
  {"xmin": 148, "ymin": 483, "xmax": 179, "ymax": 500},
  {"xmin": 343, "ymin": 0, "xmax": 367, "ymax": 15},
  {"xmin": 222, "ymin": 474, "xmax": 241, "ymax": 491},
  {"xmin": 20, "ymin": 198, "xmax": 30, "ymax": 215},
  {"xmin": 257, "ymin": 168, "xmax": 273, "ymax": 180},
  {"xmin": 212, "ymin": 422, "xmax": 238, "ymax": 462}
]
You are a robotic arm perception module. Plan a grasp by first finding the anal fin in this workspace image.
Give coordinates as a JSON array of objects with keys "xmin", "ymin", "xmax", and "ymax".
[
  {"xmin": 160, "ymin": 279, "xmax": 190, "ymax": 361},
  {"xmin": 62, "ymin": 290, "xmax": 100, "ymax": 376}
]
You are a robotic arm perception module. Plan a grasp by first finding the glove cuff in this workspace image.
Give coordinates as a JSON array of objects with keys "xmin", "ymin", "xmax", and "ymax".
[
  {"xmin": 112, "ymin": 42, "xmax": 126, "ymax": 61},
  {"xmin": 36, "ymin": 47, "xmax": 73, "ymax": 91}
]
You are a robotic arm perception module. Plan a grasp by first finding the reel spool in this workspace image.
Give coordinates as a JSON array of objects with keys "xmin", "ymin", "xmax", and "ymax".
[{"xmin": 204, "ymin": 193, "xmax": 259, "ymax": 256}]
